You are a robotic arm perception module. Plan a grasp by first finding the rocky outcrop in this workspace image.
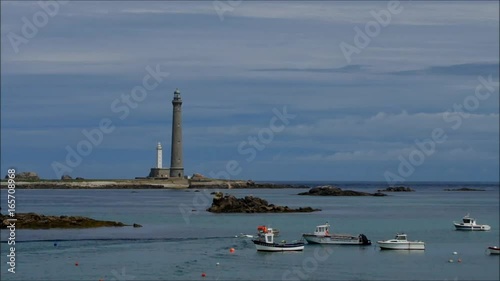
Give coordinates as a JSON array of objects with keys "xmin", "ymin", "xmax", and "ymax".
[
  {"xmin": 298, "ymin": 186, "xmax": 387, "ymax": 196},
  {"xmin": 61, "ymin": 175, "xmax": 73, "ymax": 181},
  {"xmin": 378, "ymin": 186, "xmax": 414, "ymax": 192},
  {"xmin": 5, "ymin": 171, "xmax": 40, "ymax": 181},
  {"xmin": 1, "ymin": 213, "xmax": 127, "ymax": 229},
  {"xmin": 444, "ymin": 187, "xmax": 485, "ymax": 191},
  {"xmin": 191, "ymin": 173, "xmax": 205, "ymax": 180},
  {"xmin": 207, "ymin": 192, "xmax": 321, "ymax": 213}
]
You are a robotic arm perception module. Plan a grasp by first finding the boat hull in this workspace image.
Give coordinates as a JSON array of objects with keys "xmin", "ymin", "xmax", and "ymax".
[
  {"xmin": 303, "ymin": 234, "xmax": 371, "ymax": 245},
  {"xmin": 252, "ymin": 240, "xmax": 304, "ymax": 251},
  {"xmin": 378, "ymin": 241, "xmax": 425, "ymax": 250},
  {"xmin": 487, "ymin": 247, "xmax": 500, "ymax": 255},
  {"xmin": 454, "ymin": 223, "xmax": 491, "ymax": 231}
]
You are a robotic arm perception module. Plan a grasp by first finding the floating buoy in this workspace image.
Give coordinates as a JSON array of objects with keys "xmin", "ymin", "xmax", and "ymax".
[
  {"xmin": 229, "ymin": 248, "xmax": 235, "ymax": 253},
  {"xmin": 216, "ymin": 262, "xmax": 220, "ymax": 266},
  {"xmin": 448, "ymin": 259, "xmax": 454, "ymax": 263},
  {"xmin": 457, "ymin": 258, "xmax": 462, "ymax": 263},
  {"xmin": 453, "ymin": 251, "xmax": 458, "ymax": 255},
  {"xmin": 75, "ymin": 262, "xmax": 79, "ymax": 266},
  {"xmin": 201, "ymin": 272, "xmax": 206, "ymax": 277}
]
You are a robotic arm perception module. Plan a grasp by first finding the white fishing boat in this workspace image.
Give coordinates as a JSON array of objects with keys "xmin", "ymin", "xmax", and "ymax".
[
  {"xmin": 377, "ymin": 233, "xmax": 425, "ymax": 250},
  {"xmin": 453, "ymin": 214, "xmax": 491, "ymax": 231},
  {"xmin": 487, "ymin": 246, "xmax": 500, "ymax": 255},
  {"xmin": 252, "ymin": 227, "xmax": 304, "ymax": 252},
  {"xmin": 302, "ymin": 223, "xmax": 371, "ymax": 245}
]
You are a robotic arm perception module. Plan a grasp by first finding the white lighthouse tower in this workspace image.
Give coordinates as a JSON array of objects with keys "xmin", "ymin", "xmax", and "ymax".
[{"xmin": 156, "ymin": 142, "xmax": 163, "ymax": 168}]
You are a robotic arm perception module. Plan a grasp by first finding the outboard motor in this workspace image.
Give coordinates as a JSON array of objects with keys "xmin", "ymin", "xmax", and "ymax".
[{"xmin": 359, "ymin": 234, "xmax": 371, "ymax": 245}]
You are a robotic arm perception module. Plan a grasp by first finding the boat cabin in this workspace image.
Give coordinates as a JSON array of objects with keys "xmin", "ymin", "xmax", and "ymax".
[
  {"xmin": 394, "ymin": 234, "xmax": 408, "ymax": 241},
  {"xmin": 462, "ymin": 217, "xmax": 476, "ymax": 225},
  {"xmin": 263, "ymin": 228, "xmax": 274, "ymax": 243},
  {"xmin": 314, "ymin": 223, "xmax": 330, "ymax": 236}
]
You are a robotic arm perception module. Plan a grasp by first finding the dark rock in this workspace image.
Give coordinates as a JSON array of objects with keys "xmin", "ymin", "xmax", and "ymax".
[
  {"xmin": 378, "ymin": 186, "xmax": 414, "ymax": 192},
  {"xmin": 1, "ymin": 213, "xmax": 127, "ymax": 229},
  {"xmin": 6, "ymin": 171, "xmax": 40, "ymax": 181},
  {"xmin": 133, "ymin": 223, "xmax": 142, "ymax": 228},
  {"xmin": 61, "ymin": 175, "xmax": 73, "ymax": 181},
  {"xmin": 444, "ymin": 187, "xmax": 485, "ymax": 191},
  {"xmin": 207, "ymin": 192, "xmax": 320, "ymax": 213},
  {"xmin": 298, "ymin": 185, "xmax": 384, "ymax": 196}
]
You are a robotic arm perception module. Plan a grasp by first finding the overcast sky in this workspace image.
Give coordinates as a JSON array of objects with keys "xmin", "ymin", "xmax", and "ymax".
[{"xmin": 1, "ymin": 1, "xmax": 499, "ymax": 181}]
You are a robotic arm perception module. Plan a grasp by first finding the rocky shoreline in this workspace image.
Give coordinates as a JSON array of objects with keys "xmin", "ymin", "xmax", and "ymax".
[
  {"xmin": 0, "ymin": 179, "xmax": 310, "ymax": 189},
  {"xmin": 378, "ymin": 186, "xmax": 415, "ymax": 192},
  {"xmin": 207, "ymin": 192, "xmax": 321, "ymax": 213},
  {"xmin": 444, "ymin": 187, "xmax": 486, "ymax": 191},
  {"xmin": 1, "ymin": 213, "xmax": 131, "ymax": 229},
  {"xmin": 298, "ymin": 186, "xmax": 387, "ymax": 196}
]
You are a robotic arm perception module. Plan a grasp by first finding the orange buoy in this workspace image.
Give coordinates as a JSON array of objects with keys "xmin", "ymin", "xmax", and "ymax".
[
  {"xmin": 75, "ymin": 262, "xmax": 79, "ymax": 266},
  {"xmin": 201, "ymin": 272, "xmax": 206, "ymax": 277},
  {"xmin": 229, "ymin": 248, "xmax": 235, "ymax": 253}
]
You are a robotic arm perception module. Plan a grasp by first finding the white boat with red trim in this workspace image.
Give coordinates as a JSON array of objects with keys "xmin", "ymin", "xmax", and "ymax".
[{"xmin": 453, "ymin": 214, "xmax": 491, "ymax": 231}]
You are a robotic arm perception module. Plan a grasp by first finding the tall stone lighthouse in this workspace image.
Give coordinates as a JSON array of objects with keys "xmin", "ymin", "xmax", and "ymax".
[{"xmin": 169, "ymin": 88, "xmax": 184, "ymax": 178}]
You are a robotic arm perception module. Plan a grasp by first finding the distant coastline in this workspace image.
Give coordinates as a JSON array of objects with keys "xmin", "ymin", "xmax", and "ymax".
[{"xmin": 0, "ymin": 178, "xmax": 310, "ymax": 189}]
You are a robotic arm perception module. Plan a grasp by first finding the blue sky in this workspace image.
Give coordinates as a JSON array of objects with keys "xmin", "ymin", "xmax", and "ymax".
[{"xmin": 1, "ymin": 1, "xmax": 499, "ymax": 181}]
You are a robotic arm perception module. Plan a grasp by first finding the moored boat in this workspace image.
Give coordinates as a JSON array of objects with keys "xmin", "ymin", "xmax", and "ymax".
[
  {"xmin": 487, "ymin": 246, "xmax": 500, "ymax": 255},
  {"xmin": 453, "ymin": 214, "xmax": 491, "ymax": 231},
  {"xmin": 252, "ymin": 227, "xmax": 304, "ymax": 252},
  {"xmin": 377, "ymin": 233, "xmax": 425, "ymax": 250},
  {"xmin": 302, "ymin": 223, "xmax": 371, "ymax": 245}
]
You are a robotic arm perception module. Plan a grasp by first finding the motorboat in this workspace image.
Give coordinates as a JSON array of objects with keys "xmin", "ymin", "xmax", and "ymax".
[
  {"xmin": 377, "ymin": 233, "xmax": 425, "ymax": 250},
  {"xmin": 302, "ymin": 222, "xmax": 371, "ymax": 245},
  {"xmin": 487, "ymin": 246, "xmax": 500, "ymax": 255},
  {"xmin": 252, "ymin": 227, "xmax": 304, "ymax": 252},
  {"xmin": 453, "ymin": 214, "xmax": 491, "ymax": 231}
]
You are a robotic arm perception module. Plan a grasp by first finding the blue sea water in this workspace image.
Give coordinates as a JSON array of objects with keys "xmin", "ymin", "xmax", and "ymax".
[{"xmin": 1, "ymin": 182, "xmax": 499, "ymax": 280}]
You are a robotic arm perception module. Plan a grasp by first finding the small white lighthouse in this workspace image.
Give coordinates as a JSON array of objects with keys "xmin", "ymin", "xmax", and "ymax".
[{"xmin": 156, "ymin": 142, "xmax": 163, "ymax": 169}]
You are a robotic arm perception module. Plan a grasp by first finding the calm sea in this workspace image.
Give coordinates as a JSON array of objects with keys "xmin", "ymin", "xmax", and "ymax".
[{"xmin": 1, "ymin": 182, "xmax": 499, "ymax": 280}]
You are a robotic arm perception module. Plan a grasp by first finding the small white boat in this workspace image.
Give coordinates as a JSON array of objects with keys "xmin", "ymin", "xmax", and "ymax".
[
  {"xmin": 252, "ymin": 227, "xmax": 304, "ymax": 252},
  {"xmin": 377, "ymin": 233, "xmax": 425, "ymax": 250},
  {"xmin": 487, "ymin": 246, "xmax": 500, "ymax": 255},
  {"xmin": 302, "ymin": 223, "xmax": 371, "ymax": 245},
  {"xmin": 453, "ymin": 214, "xmax": 491, "ymax": 231}
]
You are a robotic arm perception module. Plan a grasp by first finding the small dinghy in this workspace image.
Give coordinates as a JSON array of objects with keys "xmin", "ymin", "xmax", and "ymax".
[
  {"xmin": 453, "ymin": 214, "xmax": 491, "ymax": 231},
  {"xmin": 252, "ymin": 227, "xmax": 304, "ymax": 252},
  {"xmin": 487, "ymin": 246, "xmax": 500, "ymax": 255}
]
